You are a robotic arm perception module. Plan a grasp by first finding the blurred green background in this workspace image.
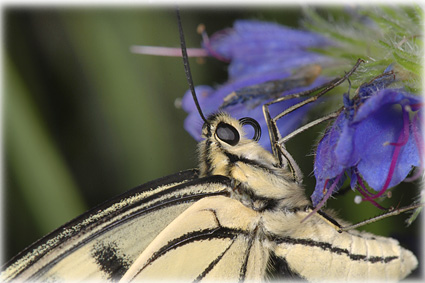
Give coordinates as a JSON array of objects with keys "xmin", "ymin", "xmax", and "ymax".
[{"xmin": 3, "ymin": 5, "xmax": 422, "ymax": 277}]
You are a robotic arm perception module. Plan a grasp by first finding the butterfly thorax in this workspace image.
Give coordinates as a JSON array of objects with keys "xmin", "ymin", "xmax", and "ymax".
[{"xmin": 198, "ymin": 113, "xmax": 310, "ymax": 211}]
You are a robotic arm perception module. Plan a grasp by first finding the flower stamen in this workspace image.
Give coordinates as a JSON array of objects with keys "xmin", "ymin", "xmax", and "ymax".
[
  {"xmin": 302, "ymin": 173, "xmax": 343, "ymax": 223},
  {"xmin": 130, "ymin": 45, "xmax": 208, "ymax": 57},
  {"xmin": 322, "ymin": 179, "xmax": 329, "ymax": 194},
  {"xmin": 197, "ymin": 24, "xmax": 230, "ymax": 63},
  {"xmin": 364, "ymin": 106, "xmax": 410, "ymax": 201},
  {"xmin": 356, "ymin": 172, "xmax": 386, "ymax": 210}
]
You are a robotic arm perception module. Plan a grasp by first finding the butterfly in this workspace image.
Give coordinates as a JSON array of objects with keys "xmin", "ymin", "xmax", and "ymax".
[{"xmin": 2, "ymin": 8, "xmax": 420, "ymax": 282}]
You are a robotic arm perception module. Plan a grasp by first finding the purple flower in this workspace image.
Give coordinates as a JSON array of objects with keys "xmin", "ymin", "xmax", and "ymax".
[
  {"xmin": 182, "ymin": 20, "xmax": 332, "ymax": 149},
  {"xmin": 204, "ymin": 20, "xmax": 331, "ymax": 79},
  {"xmin": 312, "ymin": 72, "xmax": 423, "ymax": 209}
]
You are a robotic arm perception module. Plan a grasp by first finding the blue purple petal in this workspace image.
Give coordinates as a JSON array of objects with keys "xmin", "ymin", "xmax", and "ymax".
[
  {"xmin": 207, "ymin": 20, "xmax": 332, "ymax": 79},
  {"xmin": 312, "ymin": 85, "xmax": 423, "ymax": 205}
]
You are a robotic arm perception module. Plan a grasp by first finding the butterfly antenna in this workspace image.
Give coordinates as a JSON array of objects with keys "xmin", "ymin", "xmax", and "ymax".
[{"xmin": 176, "ymin": 8, "xmax": 208, "ymax": 124}]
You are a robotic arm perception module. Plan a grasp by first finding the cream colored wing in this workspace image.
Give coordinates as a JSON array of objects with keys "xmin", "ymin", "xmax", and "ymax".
[
  {"xmin": 1, "ymin": 170, "xmax": 231, "ymax": 281},
  {"xmin": 267, "ymin": 210, "xmax": 418, "ymax": 281},
  {"xmin": 121, "ymin": 195, "xmax": 269, "ymax": 282}
]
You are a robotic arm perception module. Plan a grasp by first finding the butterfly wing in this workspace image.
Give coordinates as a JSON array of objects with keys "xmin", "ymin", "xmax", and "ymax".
[
  {"xmin": 121, "ymin": 195, "xmax": 269, "ymax": 281},
  {"xmin": 117, "ymin": 195, "xmax": 418, "ymax": 282},
  {"xmin": 2, "ymin": 169, "xmax": 231, "ymax": 281}
]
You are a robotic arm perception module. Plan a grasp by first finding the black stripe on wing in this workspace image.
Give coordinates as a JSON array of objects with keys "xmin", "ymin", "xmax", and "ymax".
[
  {"xmin": 238, "ymin": 226, "xmax": 257, "ymax": 281},
  {"xmin": 271, "ymin": 236, "xmax": 398, "ymax": 263},
  {"xmin": 91, "ymin": 241, "xmax": 131, "ymax": 279},
  {"xmin": 267, "ymin": 252, "xmax": 303, "ymax": 280},
  {"xmin": 194, "ymin": 240, "xmax": 236, "ymax": 281},
  {"xmin": 135, "ymin": 227, "xmax": 246, "ymax": 280}
]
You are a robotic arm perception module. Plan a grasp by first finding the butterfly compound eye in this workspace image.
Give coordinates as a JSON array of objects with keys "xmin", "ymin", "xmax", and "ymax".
[
  {"xmin": 216, "ymin": 122, "xmax": 240, "ymax": 146},
  {"xmin": 239, "ymin": 117, "xmax": 261, "ymax": 142}
]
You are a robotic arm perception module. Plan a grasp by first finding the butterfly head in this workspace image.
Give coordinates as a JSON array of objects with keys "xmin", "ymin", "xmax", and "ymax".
[
  {"xmin": 198, "ymin": 112, "xmax": 279, "ymax": 178},
  {"xmin": 202, "ymin": 112, "xmax": 261, "ymax": 145}
]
